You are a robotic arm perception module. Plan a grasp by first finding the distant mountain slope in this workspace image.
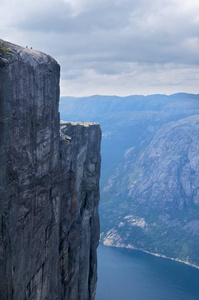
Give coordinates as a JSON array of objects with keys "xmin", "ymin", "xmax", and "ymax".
[{"xmin": 60, "ymin": 93, "xmax": 199, "ymax": 266}]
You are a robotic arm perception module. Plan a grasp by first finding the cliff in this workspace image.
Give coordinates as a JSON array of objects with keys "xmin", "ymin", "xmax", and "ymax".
[{"xmin": 0, "ymin": 40, "xmax": 101, "ymax": 299}]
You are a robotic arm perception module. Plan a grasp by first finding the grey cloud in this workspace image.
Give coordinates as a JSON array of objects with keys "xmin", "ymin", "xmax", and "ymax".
[
  {"xmin": 16, "ymin": 0, "xmax": 133, "ymax": 33},
  {"xmin": 1, "ymin": 0, "xmax": 199, "ymax": 95},
  {"xmin": 11, "ymin": 0, "xmax": 199, "ymax": 66}
]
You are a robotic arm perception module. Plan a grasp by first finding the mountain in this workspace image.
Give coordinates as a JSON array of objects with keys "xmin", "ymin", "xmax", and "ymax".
[
  {"xmin": 60, "ymin": 93, "xmax": 199, "ymax": 267},
  {"xmin": 0, "ymin": 40, "xmax": 101, "ymax": 300}
]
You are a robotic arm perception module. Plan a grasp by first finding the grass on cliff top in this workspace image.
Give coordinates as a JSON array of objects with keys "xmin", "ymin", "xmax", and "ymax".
[{"xmin": 0, "ymin": 45, "xmax": 14, "ymax": 55}]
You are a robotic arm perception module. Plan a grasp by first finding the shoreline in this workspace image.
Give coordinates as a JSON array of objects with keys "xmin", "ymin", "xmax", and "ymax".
[{"xmin": 101, "ymin": 241, "xmax": 199, "ymax": 270}]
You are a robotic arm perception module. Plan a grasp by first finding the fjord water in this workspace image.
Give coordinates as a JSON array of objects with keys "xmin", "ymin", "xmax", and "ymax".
[{"xmin": 96, "ymin": 244, "xmax": 199, "ymax": 300}]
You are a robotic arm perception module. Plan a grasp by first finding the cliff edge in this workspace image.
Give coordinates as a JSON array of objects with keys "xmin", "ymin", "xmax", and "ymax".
[{"xmin": 0, "ymin": 40, "xmax": 101, "ymax": 299}]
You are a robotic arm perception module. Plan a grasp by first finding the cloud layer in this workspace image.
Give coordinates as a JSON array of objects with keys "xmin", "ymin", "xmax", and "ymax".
[{"xmin": 1, "ymin": 0, "xmax": 199, "ymax": 96}]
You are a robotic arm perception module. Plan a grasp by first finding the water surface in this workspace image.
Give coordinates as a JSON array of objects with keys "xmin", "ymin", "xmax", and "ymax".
[{"xmin": 96, "ymin": 244, "xmax": 199, "ymax": 300}]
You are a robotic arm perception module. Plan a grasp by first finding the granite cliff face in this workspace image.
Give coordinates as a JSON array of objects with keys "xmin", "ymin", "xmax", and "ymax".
[
  {"xmin": 126, "ymin": 115, "xmax": 199, "ymax": 208},
  {"xmin": 59, "ymin": 122, "xmax": 101, "ymax": 300},
  {"xmin": 0, "ymin": 40, "xmax": 101, "ymax": 299}
]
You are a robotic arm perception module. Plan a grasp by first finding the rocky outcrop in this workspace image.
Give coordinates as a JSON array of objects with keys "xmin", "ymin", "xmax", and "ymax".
[{"xmin": 0, "ymin": 40, "xmax": 101, "ymax": 299}]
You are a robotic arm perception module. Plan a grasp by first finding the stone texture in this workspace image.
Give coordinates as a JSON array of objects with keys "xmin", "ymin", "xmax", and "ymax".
[
  {"xmin": 60, "ymin": 122, "xmax": 101, "ymax": 300},
  {"xmin": 0, "ymin": 40, "xmax": 101, "ymax": 299},
  {"xmin": 128, "ymin": 115, "xmax": 199, "ymax": 208}
]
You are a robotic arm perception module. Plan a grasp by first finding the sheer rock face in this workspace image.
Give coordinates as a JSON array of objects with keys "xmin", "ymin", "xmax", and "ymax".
[
  {"xmin": 60, "ymin": 122, "xmax": 101, "ymax": 300},
  {"xmin": 0, "ymin": 40, "xmax": 101, "ymax": 300}
]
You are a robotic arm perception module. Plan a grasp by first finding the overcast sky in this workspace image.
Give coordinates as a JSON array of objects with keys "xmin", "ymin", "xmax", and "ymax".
[{"xmin": 1, "ymin": 0, "xmax": 199, "ymax": 96}]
